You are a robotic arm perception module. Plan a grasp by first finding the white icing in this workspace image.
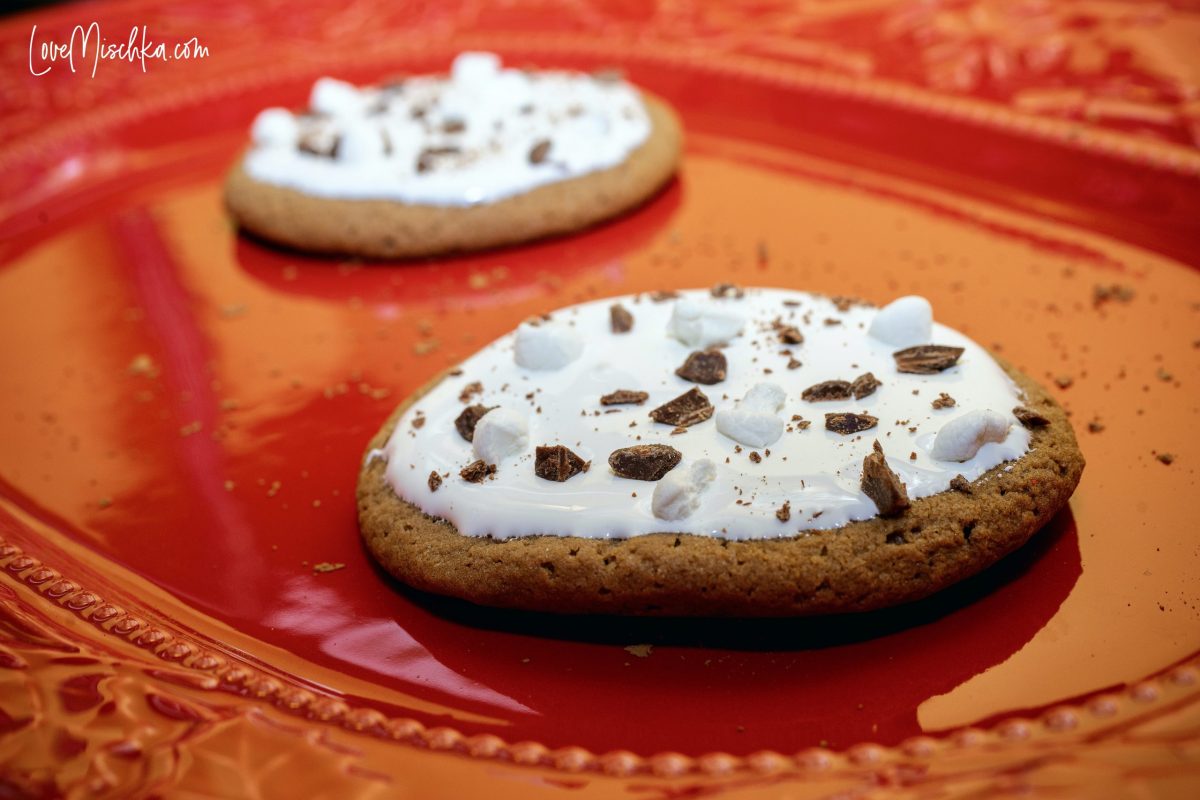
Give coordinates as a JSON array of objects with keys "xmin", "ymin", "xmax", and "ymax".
[
  {"xmin": 652, "ymin": 459, "xmax": 717, "ymax": 521},
  {"xmin": 380, "ymin": 289, "xmax": 1031, "ymax": 540},
  {"xmin": 715, "ymin": 382, "xmax": 786, "ymax": 447},
  {"xmin": 868, "ymin": 295, "xmax": 933, "ymax": 347},
  {"xmin": 242, "ymin": 52, "xmax": 652, "ymax": 206},
  {"xmin": 472, "ymin": 408, "xmax": 529, "ymax": 464},
  {"xmin": 931, "ymin": 409, "xmax": 1011, "ymax": 462}
]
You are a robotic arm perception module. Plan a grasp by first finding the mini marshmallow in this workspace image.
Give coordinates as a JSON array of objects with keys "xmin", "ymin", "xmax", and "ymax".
[
  {"xmin": 931, "ymin": 409, "xmax": 1010, "ymax": 462},
  {"xmin": 667, "ymin": 299, "xmax": 745, "ymax": 348},
  {"xmin": 514, "ymin": 321, "xmax": 583, "ymax": 371},
  {"xmin": 472, "ymin": 408, "xmax": 529, "ymax": 464},
  {"xmin": 250, "ymin": 108, "xmax": 298, "ymax": 148},
  {"xmin": 868, "ymin": 296, "xmax": 933, "ymax": 347},
  {"xmin": 337, "ymin": 122, "xmax": 387, "ymax": 164},
  {"xmin": 715, "ymin": 383, "xmax": 786, "ymax": 448},
  {"xmin": 451, "ymin": 52, "xmax": 502, "ymax": 85},
  {"xmin": 652, "ymin": 459, "xmax": 717, "ymax": 521},
  {"xmin": 309, "ymin": 77, "xmax": 364, "ymax": 117}
]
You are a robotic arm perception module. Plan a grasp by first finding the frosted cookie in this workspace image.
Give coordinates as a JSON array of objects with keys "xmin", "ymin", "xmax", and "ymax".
[
  {"xmin": 357, "ymin": 288, "xmax": 1084, "ymax": 616},
  {"xmin": 225, "ymin": 52, "xmax": 682, "ymax": 258}
]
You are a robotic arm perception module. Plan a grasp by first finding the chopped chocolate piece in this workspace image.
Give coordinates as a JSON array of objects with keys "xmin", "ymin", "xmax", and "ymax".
[
  {"xmin": 748, "ymin": 451, "xmax": 762, "ymax": 463},
  {"xmin": 1157, "ymin": 452, "xmax": 1175, "ymax": 465},
  {"xmin": 428, "ymin": 471, "xmax": 442, "ymax": 492},
  {"xmin": 1013, "ymin": 406, "xmax": 1050, "ymax": 428},
  {"xmin": 825, "ymin": 412, "xmax": 878, "ymax": 435},
  {"xmin": 412, "ymin": 414, "xmax": 426, "ymax": 429},
  {"xmin": 710, "ymin": 283, "xmax": 744, "ymax": 299},
  {"xmin": 601, "ymin": 389, "xmax": 649, "ymax": 406},
  {"xmin": 415, "ymin": 145, "xmax": 461, "ymax": 173},
  {"xmin": 608, "ymin": 444, "xmax": 682, "ymax": 481},
  {"xmin": 1088, "ymin": 419, "xmax": 1105, "ymax": 433},
  {"xmin": 675, "ymin": 349, "xmax": 727, "ymax": 385},
  {"xmin": 893, "ymin": 345, "xmax": 964, "ymax": 374},
  {"xmin": 791, "ymin": 415, "xmax": 812, "ymax": 430},
  {"xmin": 442, "ymin": 118, "xmax": 466, "ymax": 133},
  {"xmin": 851, "ymin": 372, "xmax": 881, "ymax": 400},
  {"xmin": 460, "ymin": 460, "xmax": 496, "ymax": 483},
  {"xmin": 458, "ymin": 381, "xmax": 484, "ymax": 403},
  {"xmin": 298, "ymin": 134, "xmax": 339, "ymax": 159},
  {"xmin": 823, "ymin": 318, "xmax": 841, "ymax": 326},
  {"xmin": 802, "ymin": 380, "xmax": 852, "ymax": 402},
  {"xmin": 949, "ymin": 474, "xmax": 971, "ymax": 493},
  {"xmin": 529, "ymin": 139, "xmax": 552, "ymax": 164},
  {"xmin": 454, "ymin": 404, "xmax": 495, "ymax": 441},
  {"xmin": 649, "ymin": 388, "xmax": 714, "ymax": 428},
  {"xmin": 777, "ymin": 325, "xmax": 804, "ymax": 345},
  {"xmin": 861, "ymin": 441, "xmax": 910, "ymax": 517},
  {"xmin": 786, "ymin": 357, "xmax": 802, "ymax": 370},
  {"xmin": 649, "ymin": 290, "xmax": 679, "ymax": 302},
  {"xmin": 931, "ymin": 392, "xmax": 956, "ymax": 410},
  {"xmin": 831, "ymin": 296, "xmax": 860, "ymax": 312},
  {"xmin": 535, "ymin": 445, "xmax": 589, "ymax": 482},
  {"xmin": 610, "ymin": 304, "xmax": 634, "ymax": 333},
  {"xmin": 775, "ymin": 501, "xmax": 791, "ymax": 522}
]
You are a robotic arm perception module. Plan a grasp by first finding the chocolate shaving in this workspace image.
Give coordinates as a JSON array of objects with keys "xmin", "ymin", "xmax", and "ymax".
[
  {"xmin": 454, "ymin": 404, "xmax": 495, "ymax": 441},
  {"xmin": 777, "ymin": 324, "xmax": 804, "ymax": 345},
  {"xmin": 649, "ymin": 290, "xmax": 679, "ymax": 302},
  {"xmin": 534, "ymin": 445, "xmax": 590, "ymax": 482},
  {"xmin": 893, "ymin": 345, "xmax": 965, "ymax": 374},
  {"xmin": 415, "ymin": 146, "xmax": 461, "ymax": 173},
  {"xmin": 825, "ymin": 412, "xmax": 878, "ymax": 435},
  {"xmin": 458, "ymin": 381, "xmax": 483, "ymax": 403},
  {"xmin": 775, "ymin": 501, "xmax": 791, "ymax": 522},
  {"xmin": 600, "ymin": 389, "xmax": 649, "ymax": 406},
  {"xmin": 786, "ymin": 357, "xmax": 802, "ymax": 370},
  {"xmin": 649, "ymin": 388, "xmax": 713, "ymax": 428},
  {"xmin": 460, "ymin": 460, "xmax": 496, "ymax": 483},
  {"xmin": 711, "ymin": 283, "xmax": 745, "ymax": 299},
  {"xmin": 428, "ymin": 471, "xmax": 442, "ymax": 492},
  {"xmin": 298, "ymin": 134, "xmax": 339, "ymax": 159},
  {"xmin": 610, "ymin": 304, "xmax": 634, "ymax": 333},
  {"xmin": 1013, "ymin": 406, "xmax": 1050, "ymax": 428},
  {"xmin": 949, "ymin": 474, "xmax": 971, "ymax": 493},
  {"xmin": 675, "ymin": 349, "xmax": 727, "ymax": 385},
  {"xmin": 529, "ymin": 139, "xmax": 552, "ymax": 164},
  {"xmin": 442, "ymin": 118, "xmax": 466, "ymax": 133},
  {"xmin": 931, "ymin": 392, "xmax": 956, "ymax": 410},
  {"xmin": 748, "ymin": 451, "xmax": 762, "ymax": 463},
  {"xmin": 861, "ymin": 441, "xmax": 910, "ymax": 517},
  {"xmin": 802, "ymin": 380, "xmax": 852, "ymax": 402},
  {"xmin": 608, "ymin": 444, "xmax": 681, "ymax": 481},
  {"xmin": 851, "ymin": 372, "xmax": 881, "ymax": 400}
]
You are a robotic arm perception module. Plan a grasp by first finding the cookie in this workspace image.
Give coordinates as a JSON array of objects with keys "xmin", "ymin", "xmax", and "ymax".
[
  {"xmin": 224, "ymin": 52, "xmax": 682, "ymax": 258},
  {"xmin": 357, "ymin": 288, "xmax": 1084, "ymax": 616}
]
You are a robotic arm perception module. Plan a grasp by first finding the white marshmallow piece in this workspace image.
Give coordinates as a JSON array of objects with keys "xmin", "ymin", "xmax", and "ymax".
[
  {"xmin": 472, "ymin": 408, "xmax": 529, "ymax": 465},
  {"xmin": 667, "ymin": 299, "xmax": 745, "ymax": 348},
  {"xmin": 868, "ymin": 296, "xmax": 933, "ymax": 347},
  {"xmin": 451, "ymin": 52, "xmax": 502, "ymax": 85},
  {"xmin": 337, "ymin": 121, "xmax": 387, "ymax": 164},
  {"xmin": 652, "ymin": 459, "xmax": 717, "ymax": 521},
  {"xmin": 250, "ymin": 108, "xmax": 298, "ymax": 148},
  {"xmin": 513, "ymin": 321, "xmax": 583, "ymax": 371},
  {"xmin": 931, "ymin": 409, "xmax": 1011, "ymax": 462},
  {"xmin": 309, "ymin": 77, "xmax": 364, "ymax": 117},
  {"xmin": 715, "ymin": 382, "xmax": 786, "ymax": 448}
]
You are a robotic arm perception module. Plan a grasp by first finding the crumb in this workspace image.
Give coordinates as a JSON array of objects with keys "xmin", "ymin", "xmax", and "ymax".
[
  {"xmin": 624, "ymin": 644, "xmax": 653, "ymax": 658},
  {"xmin": 313, "ymin": 562, "xmax": 345, "ymax": 573}
]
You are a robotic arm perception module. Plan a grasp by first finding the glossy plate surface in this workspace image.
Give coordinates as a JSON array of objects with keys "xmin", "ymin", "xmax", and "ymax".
[{"xmin": 1, "ymin": 1, "xmax": 1198, "ymax": 797}]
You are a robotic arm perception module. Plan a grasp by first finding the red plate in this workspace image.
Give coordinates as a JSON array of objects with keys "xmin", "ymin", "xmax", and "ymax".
[{"xmin": 1, "ymin": 1, "xmax": 1198, "ymax": 797}]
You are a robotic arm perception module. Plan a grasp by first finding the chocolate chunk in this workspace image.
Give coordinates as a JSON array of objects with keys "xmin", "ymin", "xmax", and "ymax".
[
  {"xmin": 608, "ymin": 444, "xmax": 682, "ymax": 481},
  {"xmin": 710, "ymin": 283, "xmax": 744, "ymax": 299},
  {"xmin": 802, "ymin": 380, "xmax": 852, "ymax": 402},
  {"xmin": 649, "ymin": 388, "xmax": 713, "ymax": 428},
  {"xmin": 748, "ymin": 451, "xmax": 762, "ymax": 463},
  {"xmin": 1157, "ymin": 452, "xmax": 1175, "ymax": 465},
  {"xmin": 610, "ymin": 304, "xmax": 633, "ymax": 333},
  {"xmin": 428, "ymin": 471, "xmax": 442, "ymax": 492},
  {"xmin": 777, "ymin": 325, "xmax": 804, "ymax": 345},
  {"xmin": 893, "ymin": 345, "xmax": 965, "ymax": 374},
  {"xmin": 459, "ymin": 381, "xmax": 483, "ymax": 403},
  {"xmin": 675, "ymin": 349, "xmax": 727, "ymax": 385},
  {"xmin": 949, "ymin": 474, "xmax": 971, "ymax": 493},
  {"xmin": 529, "ymin": 139, "xmax": 552, "ymax": 164},
  {"xmin": 460, "ymin": 460, "xmax": 496, "ymax": 483},
  {"xmin": 412, "ymin": 414, "xmax": 426, "ymax": 429},
  {"xmin": 775, "ymin": 501, "xmax": 791, "ymax": 522},
  {"xmin": 860, "ymin": 441, "xmax": 910, "ymax": 517},
  {"xmin": 851, "ymin": 372, "xmax": 881, "ymax": 400},
  {"xmin": 601, "ymin": 389, "xmax": 649, "ymax": 406},
  {"xmin": 1013, "ymin": 406, "xmax": 1050, "ymax": 428},
  {"xmin": 825, "ymin": 412, "xmax": 878, "ymax": 435},
  {"xmin": 931, "ymin": 392, "xmax": 956, "ymax": 410},
  {"xmin": 786, "ymin": 357, "xmax": 802, "ymax": 370},
  {"xmin": 454, "ymin": 404, "xmax": 495, "ymax": 441},
  {"xmin": 534, "ymin": 445, "xmax": 590, "ymax": 482}
]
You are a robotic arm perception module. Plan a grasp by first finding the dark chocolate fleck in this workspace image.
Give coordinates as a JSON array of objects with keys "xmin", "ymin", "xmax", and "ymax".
[
  {"xmin": 608, "ymin": 444, "xmax": 682, "ymax": 481},
  {"xmin": 428, "ymin": 471, "xmax": 442, "ymax": 492},
  {"xmin": 931, "ymin": 392, "xmax": 956, "ymax": 410},
  {"xmin": 458, "ymin": 381, "xmax": 483, "ymax": 403},
  {"xmin": 298, "ymin": 134, "xmax": 339, "ymax": 158},
  {"xmin": 529, "ymin": 139, "xmax": 552, "ymax": 164},
  {"xmin": 675, "ymin": 349, "xmax": 727, "ymax": 385},
  {"xmin": 1013, "ymin": 406, "xmax": 1050, "ymax": 428},
  {"xmin": 893, "ymin": 345, "xmax": 965, "ymax": 374},
  {"xmin": 1157, "ymin": 452, "xmax": 1175, "ymax": 465},
  {"xmin": 748, "ymin": 451, "xmax": 762, "ymax": 463},
  {"xmin": 825, "ymin": 412, "xmax": 878, "ymax": 435},
  {"xmin": 649, "ymin": 388, "xmax": 713, "ymax": 428},
  {"xmin": 711, "ymin": 283, "xmax": 745, "ymax": 299},
  {"xmin": 775, "ymin": 501, "xmax": 791, "ymax": 522},
  {"xmin": 454, "ymin": 404, "xmax": 495, "ymax": 441},
  {"xmin": 802, "ymin": 380, "xmax": 852, "ymax": 402},
  {"xmin": 649, "ymin": 290, "xmax": 680, "ymax": 302},
  {"xmin": 861, "ymin": 441, "xmax": 910, "ymax": 517},
  {"xmin": 786, "ymin": 357, "xmax": 802, "ymax": 370},
  {"xmin": 851, "ymin": 372, "xmax": 881, "ymax": 400},
  {"xmin": 442, "ymin": 118, "xmax": 466, "ymax": 133},
  {"xmin": 460, "ymin": 460, "xmax": 496, "ymax": 483},
  {"xmin": 601, "ymin": 389, "xmax": 649, "ymax": 406},
  {"xmin": 610, "ymin": 304, "xmax": 634, "ymax": 333},
  {"xmin": 534, "ymin": 445, "xmax": 590, "ymax": 482},
  {"xmin": 412, "ymin": 414, "xmax": 426, "ymax": 429},
  {"xmin": 777, "ymin": 324, "xmax": 804, "ymax": 345}
]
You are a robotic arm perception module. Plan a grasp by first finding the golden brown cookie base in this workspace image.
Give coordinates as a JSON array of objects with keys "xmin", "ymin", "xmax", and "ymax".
[
  {"xmin": 224, "ymin": 94, "xmax": 682, "ymax": 259},
  {"xmin": 357, "ymin": 360, "xmax": 1084, "ymax": 617}
]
